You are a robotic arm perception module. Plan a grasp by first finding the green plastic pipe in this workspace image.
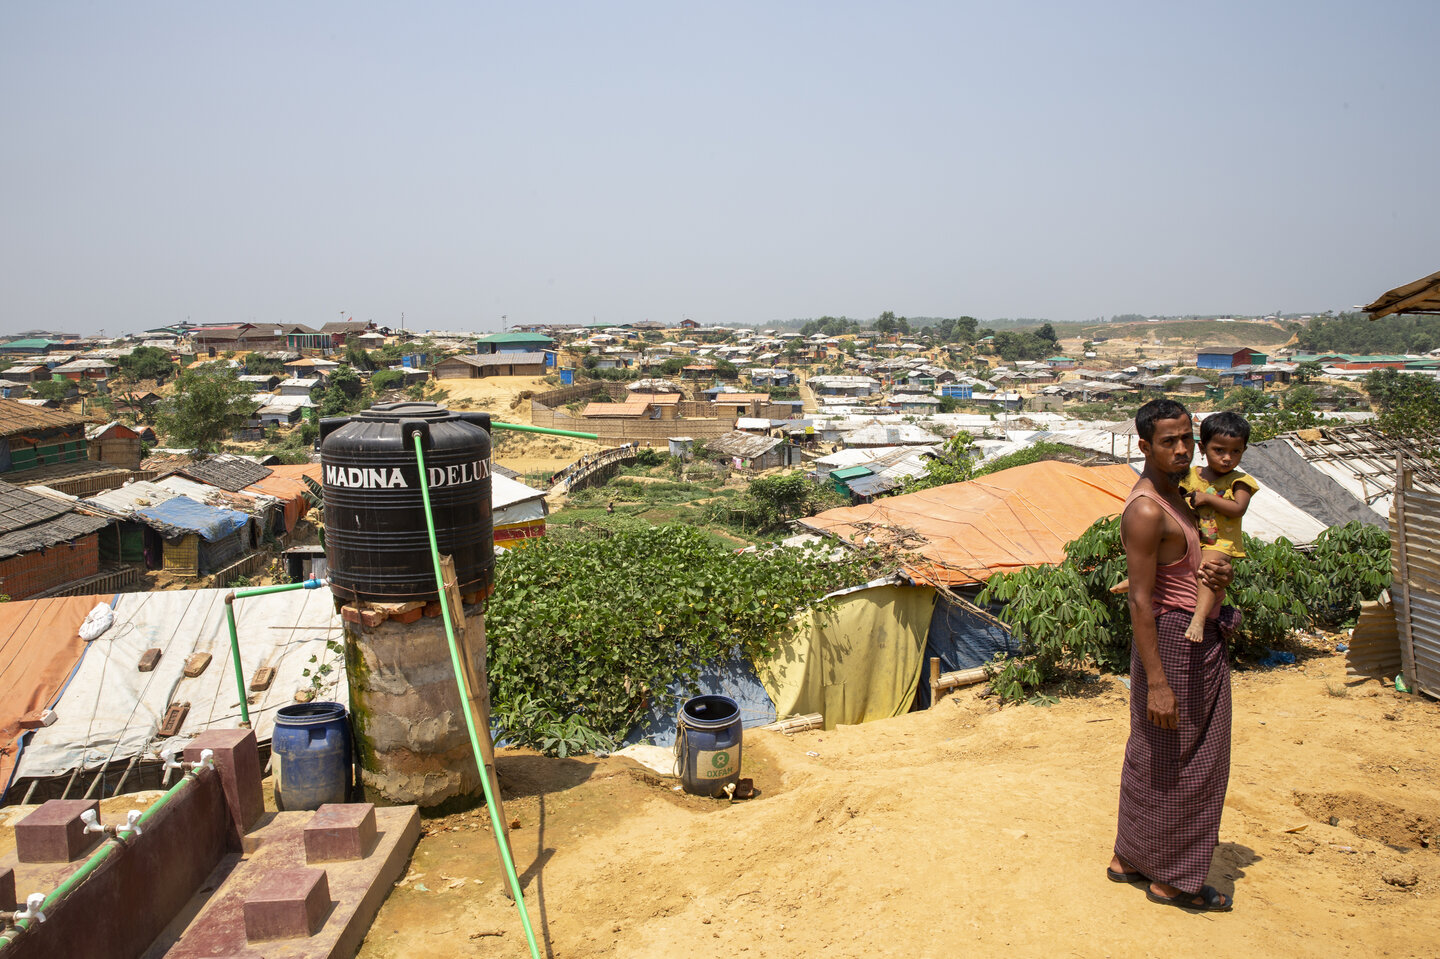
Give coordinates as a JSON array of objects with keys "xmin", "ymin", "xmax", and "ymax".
[
  {"xmin": 0, "ymin": 760, "xmax": 210, "ymax": 950},
  {"xmin": 224, "ymin": 578, "xmax": 328, "ymax": 727},
  {"xmin": 411, "ymin": 432, "xmax": 542, "ymax": 959},
  {"xmin": 489, "ymin": 421, "xmax": 598, "ymax": 440}
]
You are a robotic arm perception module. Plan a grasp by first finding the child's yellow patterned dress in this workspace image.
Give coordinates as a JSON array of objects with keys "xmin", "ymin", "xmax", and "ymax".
[{"xmin": 1180, "ymin": 466, "xmax": 1260, "ymax": 557}]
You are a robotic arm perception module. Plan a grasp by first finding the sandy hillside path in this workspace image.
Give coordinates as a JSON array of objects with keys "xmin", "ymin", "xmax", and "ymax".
[{"xmin": 358, "ymin": 646, "xmax": 1438, "ymax": 959}]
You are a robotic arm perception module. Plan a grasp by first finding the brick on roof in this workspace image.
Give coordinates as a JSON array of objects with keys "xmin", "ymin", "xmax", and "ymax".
[{"xmin": 0, "ymin": 397, "xmax": 94, "ymax": 438}]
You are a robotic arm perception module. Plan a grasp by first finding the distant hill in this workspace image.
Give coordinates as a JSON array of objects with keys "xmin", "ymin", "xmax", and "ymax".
[{"xmin": 1084, "ymin": 319, "xmax": 1293, "ymax": 346}]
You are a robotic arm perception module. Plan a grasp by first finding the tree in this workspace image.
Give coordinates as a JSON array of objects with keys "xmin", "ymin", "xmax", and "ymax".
[
  {"xmin": 244, "ymin": 353, "xmax": 286, "ymax": 376},
  {"xmin": 29, "ymin": 378, "xmax": 75, "ymax": 402},
  {"xmin": 1293, "ymin": 360, "xmax": 1323, "ymax": 384},
  {"xmin": 314, "ymin": 366, "xmax": 367, "ymax": 417},
  {"xmin": 370, "ymin": 369, "xmax": 405, "ymax": 393},
  {"xmin": 115, "ymin": 346, "xmax": 176, "ymax": 383},
  {"xmin": 1036, "ymin": 322, "xmax": 1059, "ymax": 347},
  {"xmin": 875, "ymin": 312, "xmax": 897, "ymax": 336},
  {"xmin": 1222, "ymin": 386, "xmax": 1273, "ymax": 416},
  {"xmin": 901, "ymin": 431, "xmax": 976, "ymax": 492},
  {"xmin": 154, "ymin": 367, "xmax": 257, "ymax": 451},
  {"xmin": 1365, "ymin": 369, "xmax": 1440, "ymax": 436},
  {"xmin": 344, "ymin": 343, "xmax": 376, "ymax": 372}
]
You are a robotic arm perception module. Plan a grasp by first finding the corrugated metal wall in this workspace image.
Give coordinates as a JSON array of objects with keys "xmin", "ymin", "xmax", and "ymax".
[{"xmin": 1392, "ymin": 458, "xmax": 1439, "ymax": 700}]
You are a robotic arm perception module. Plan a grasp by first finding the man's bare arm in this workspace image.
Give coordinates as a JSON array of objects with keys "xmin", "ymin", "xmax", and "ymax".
[{"xmin": 1121, "ymin": 498, "xmax": 1176, "ymax": 730}]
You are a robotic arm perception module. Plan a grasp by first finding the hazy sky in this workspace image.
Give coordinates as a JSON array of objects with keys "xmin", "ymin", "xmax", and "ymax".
[{"xmin": 3, "ymin": 2, "xmax": 1438, "ymax": 337}]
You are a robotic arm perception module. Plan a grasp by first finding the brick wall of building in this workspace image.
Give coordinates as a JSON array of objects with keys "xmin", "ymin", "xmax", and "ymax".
[{"xmin": 0, "ymin": 533, "xmax": 101, "ymax": 600}]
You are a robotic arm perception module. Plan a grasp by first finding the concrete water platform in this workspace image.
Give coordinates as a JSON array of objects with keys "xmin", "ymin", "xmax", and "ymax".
[{"xmin": 151, "ymin": 805, "xmax": 419, "ymax": 959}]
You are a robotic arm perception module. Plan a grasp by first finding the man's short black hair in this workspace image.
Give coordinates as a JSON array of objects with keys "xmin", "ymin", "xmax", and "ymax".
[
  {"xmin": 1201, "ymin": 410, "xmax": 1251, "ymax": 447},
  {"xmin": 1135, "ymin": 399, "xmax": 1191, "ymax": 441}
]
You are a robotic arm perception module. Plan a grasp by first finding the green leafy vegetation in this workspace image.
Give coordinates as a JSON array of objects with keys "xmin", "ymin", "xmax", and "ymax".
[
  {"xmin": 28, "ymin": 379, "xmax": 75, "ymax": 402},
  {"xmin": 1295, "ymin": 311, "xmax": 1440, "ymax": 355},
  {"xmin": 486, "ymin": 525, "xmax": 879, "ymax": 754},
  {"xmin": 976, "ymin": 517, "xmax": 1390, "ymax": 703},
  {"xmin": 901, "ymin": 432, "xmax": 975, "ymax": 492},
  {"xmin": 114, "ymin": 346, "xmax": 176, "ymax": 383},
  {"xmin": 153, "ymin": 365, "xmax": 257, "ymax": 451},
  {"xmin": 1364, "ymin": 369, "xmax": 1440, "ymax": 437},
  {"xmin": 715, "ymin": 471, "xmax": 846, "ymax": 534}
]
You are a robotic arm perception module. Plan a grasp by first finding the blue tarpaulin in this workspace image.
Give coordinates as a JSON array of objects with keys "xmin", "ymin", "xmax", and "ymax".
[
  {"xmin": 135, "ymin": 497, "xmax": 249, "ymax": 542},
  {"xmin": 913, "ymin": 591, "xmax": 1022, "ymax": 708},
  {"xmin": 622, "ymin": 650, "xmax": 778, "ymax": 748}
]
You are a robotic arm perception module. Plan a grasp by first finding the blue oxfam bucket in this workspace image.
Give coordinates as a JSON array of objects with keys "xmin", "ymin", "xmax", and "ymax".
[
  {"xmin": 676, "ymin": 695, "xmax": 742, "ymax": 796},
  {"xmin": 273, "ymin": 701, "xmax": 352, "ymax": 811}
]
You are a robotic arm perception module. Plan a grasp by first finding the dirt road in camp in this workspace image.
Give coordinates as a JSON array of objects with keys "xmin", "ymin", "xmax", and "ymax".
[{"xmin": 359, "ymin": 639, "xmax": 1439, "ymax": 959}]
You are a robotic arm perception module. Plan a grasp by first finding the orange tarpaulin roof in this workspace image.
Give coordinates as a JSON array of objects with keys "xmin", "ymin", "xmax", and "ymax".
[
  {"xmin": 242, "ymin": 463, "xmax": 322, "ymax": 532},
  {"xmin": 798, "ymin": 461, "xmax": 1138, "ymax": 586},
  {"xmin": 0, "ymin": 594, "xmax": 112, "ymax": 797}
]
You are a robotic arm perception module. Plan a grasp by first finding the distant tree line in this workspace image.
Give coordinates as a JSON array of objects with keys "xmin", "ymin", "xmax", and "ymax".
[{"xmin": 1293, "ymin": 311, "xmax": 1440, "ymax": 355}]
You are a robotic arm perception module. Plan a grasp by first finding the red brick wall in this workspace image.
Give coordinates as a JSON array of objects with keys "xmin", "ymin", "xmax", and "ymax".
[{"xmin": 0, "ymin": 533, "xmax": 101, "ymax": 600}]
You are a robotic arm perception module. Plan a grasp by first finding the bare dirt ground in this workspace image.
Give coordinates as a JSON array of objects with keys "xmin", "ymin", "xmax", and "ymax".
[
  {"xmin": 357, "ymin": 645, "xmax": 1438, "ymax": 959},
  {"xmin": 439, "ymin": 375, "xmax": 604, "ymax": 478}
]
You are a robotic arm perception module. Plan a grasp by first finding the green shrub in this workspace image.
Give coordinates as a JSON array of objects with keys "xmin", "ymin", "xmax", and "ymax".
[{"xmin": 976, "ymin": 516, "xmax": 1391, "ymax": 703}]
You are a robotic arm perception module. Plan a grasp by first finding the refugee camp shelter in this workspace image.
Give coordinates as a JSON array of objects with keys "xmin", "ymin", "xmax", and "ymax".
[
  {"xmin": 798, "ymin": 460, "xmax": 1138, "ymax": 586},
  {"xmin": 0, "ymin": 481, "xmax": 110, "ymax": 598},
  {"xmin": 4, "ymin": 587, "xmax": 346, "ymax": 803},
  {"xmin": 86, "ymin": 421, "xmax": 144, "ymax": 470},
  {"xmin": 492, "ymin": 473, "xmax": 548, "ymax": 544}
]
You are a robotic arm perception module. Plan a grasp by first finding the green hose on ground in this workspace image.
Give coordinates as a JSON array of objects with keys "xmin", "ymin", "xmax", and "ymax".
[{"xmin": 411, "ymin": 432, "xmax": 542, "ymax": 959}]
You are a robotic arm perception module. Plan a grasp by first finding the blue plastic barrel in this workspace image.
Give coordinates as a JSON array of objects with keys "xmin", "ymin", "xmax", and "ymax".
[
  {"xmin": 273, "ymin": 701, "xmax": 352, "ymax": 811},
  {"xmin": 676, "ymin": 695, "xmax": 742, "ymax": 796}
]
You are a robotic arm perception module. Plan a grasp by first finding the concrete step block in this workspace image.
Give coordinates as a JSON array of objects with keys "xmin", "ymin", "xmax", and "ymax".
[
  {"xmin": 243, "ymin": 867, "xmax": 330, "ymax": 941},
  {"xmin": 14, "ymin": 799, "xmax": 100, "ymax": 863},
  {"xmin": 304, "ymin": 803, "xmax": 378, "ymax": 862}
]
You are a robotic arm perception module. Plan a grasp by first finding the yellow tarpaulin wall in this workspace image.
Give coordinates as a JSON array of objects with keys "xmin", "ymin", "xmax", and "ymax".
[{"xmin": 760, "ymin": 584, "xmax": 937, "ymax": 725}]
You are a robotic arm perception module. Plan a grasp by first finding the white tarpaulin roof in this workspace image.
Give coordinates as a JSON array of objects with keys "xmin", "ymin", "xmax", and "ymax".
[
  {"xmin": 14, "ymin": 587, "xmax": 346, "ymax": 780},
  {"xmin": 492, "ymin": 473, "xmax": 548, "ymax": 527}
]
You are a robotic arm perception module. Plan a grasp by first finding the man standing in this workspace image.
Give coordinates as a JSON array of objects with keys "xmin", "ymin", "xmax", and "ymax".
[{"xmin": 1108, "ymin": 399, "xmax": 1235, "ymax": 912}]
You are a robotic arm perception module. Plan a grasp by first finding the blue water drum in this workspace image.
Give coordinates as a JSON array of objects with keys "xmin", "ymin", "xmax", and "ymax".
[
  {"xmin": 273, "ymin": 701, "xmax": 352, "ymax": 811},
  {"xmin": 677, "ymin": 695, "xmax": 742, "ymax": 796}
]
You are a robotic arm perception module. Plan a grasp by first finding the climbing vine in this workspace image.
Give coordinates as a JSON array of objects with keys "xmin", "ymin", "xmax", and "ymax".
[{"xmin": 486, "ymin": 525, "xmax": 881, "ymax": 754}]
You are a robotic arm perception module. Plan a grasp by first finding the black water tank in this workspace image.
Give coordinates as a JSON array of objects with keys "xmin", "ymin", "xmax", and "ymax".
[{"xmin": 320, "ymin": 402, "xmax": 494, "ymax": 603}]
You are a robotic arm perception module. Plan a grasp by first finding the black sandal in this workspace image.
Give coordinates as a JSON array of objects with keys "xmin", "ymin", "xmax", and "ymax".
[
  {"xmin": 1107, "ymin": 866, "xmax": 1147, "ymax": 883},
  {"xmin": 1146, "ymin": 884, "xmax": 1233, "ymax": 912}
]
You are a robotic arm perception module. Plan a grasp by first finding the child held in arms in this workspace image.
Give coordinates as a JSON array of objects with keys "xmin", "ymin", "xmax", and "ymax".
[{"xmin": 1180, "ymin": 411, "xmax": 1259, "ymax": 643}]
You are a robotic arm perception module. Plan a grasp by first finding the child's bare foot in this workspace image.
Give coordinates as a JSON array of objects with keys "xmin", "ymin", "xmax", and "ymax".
[
  {"xmin": 1111, "ymin": 578, "xmax": 1130, "ymax": 594},
  {"xmin": 1184, "ymin": 616, "xmax": 1205, "ymax": 643}
]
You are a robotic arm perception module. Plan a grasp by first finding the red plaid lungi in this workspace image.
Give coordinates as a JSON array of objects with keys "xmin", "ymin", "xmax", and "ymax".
[{"xmin": 1114, "ymin": 608, "xmax": 1232, "ymax": 894}]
